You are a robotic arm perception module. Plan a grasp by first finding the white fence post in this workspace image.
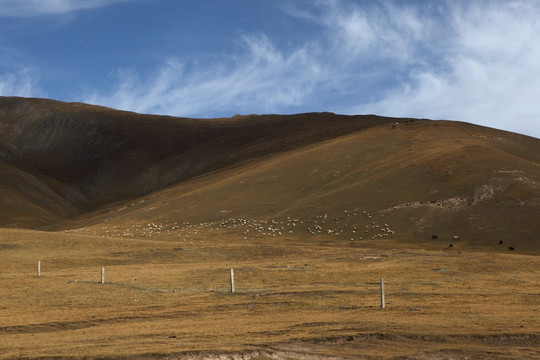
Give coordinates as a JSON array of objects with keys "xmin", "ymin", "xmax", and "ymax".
[
  {"xmin": 37, "ymin": 260, "xmax": 41, "ymax": 277},
  {"xmin": 101, "ymin": 267, "xmax": 105, "ymax": 284},
  {"xmin": 230, "ymin": 268, "xmax": 235, "ymax": 293},
  {"xmin": 380, "ymin": 277, "xmax": 386, "ymax": 308}
]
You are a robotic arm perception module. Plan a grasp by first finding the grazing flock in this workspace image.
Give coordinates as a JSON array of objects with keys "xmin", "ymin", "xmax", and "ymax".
[
  {"xmin": 63, "ymin": 208, "xmax": 515, "ymax": 250},
  {"xmin": 64, "ymin": 209, "xmax": 397, "ymax": 244}
]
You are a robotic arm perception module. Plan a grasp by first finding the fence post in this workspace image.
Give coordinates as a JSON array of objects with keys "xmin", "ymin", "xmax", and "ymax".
[
  {"xmin": 380, "ymin": 277, "xmax": 386, "ymax": 308},
  {"xmin": 230, "ymin": 268, "xmax": 235, "ymax": 293},
  {"xmin": 37, "ymin": 260, "xmax": 41, "ymax": 277},
  {"xmin": 101, "ymin": 267, "xmax": 105, "ymax": 284}
]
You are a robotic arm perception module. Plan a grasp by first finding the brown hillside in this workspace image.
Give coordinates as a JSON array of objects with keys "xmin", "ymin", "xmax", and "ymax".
[
  {"xmin": 0, "ymin": 96, "xmax": 539, "ymax": 252},
  {"xmin": 0, "ymin": 96, "xmax": 397, "ymax": 227},
  {"xmin": 71, "ymin": 119, "xmax": 540, "ymax": 253}
]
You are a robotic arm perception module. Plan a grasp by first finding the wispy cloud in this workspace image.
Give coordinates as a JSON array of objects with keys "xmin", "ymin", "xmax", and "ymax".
[
  {"xmin": 83, "ymin": 0, "xmax": 442, "ymax": 118},
  {"xmin": 0, "ymin": 0, "xmax": 136, "ymax": 17},
  {"xmin": 312, "ymin": 0, "xmax": 433, "ymax": 64},
  {"xmin": 0, "ymin": 68, "xmax": 43, "ymax": 97},
  {"xmin": 82, "ymin": 0, "xmax": 540, "ymax": 138},
  {"xmin": 345, "ymin": 1, "xmax": 540, "ymax": 138},
  {"xmin": 84, "ymin": 35, "xmax": 325, "ymax": 117}
]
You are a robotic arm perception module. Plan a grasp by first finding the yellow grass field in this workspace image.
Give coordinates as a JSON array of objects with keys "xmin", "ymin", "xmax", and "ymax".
[{"xmin": 1, "ymin": 227, "xmax": 538, "ymax": 359}]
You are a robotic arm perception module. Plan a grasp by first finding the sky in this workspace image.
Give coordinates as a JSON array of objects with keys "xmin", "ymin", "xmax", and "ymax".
[{"xmin": 0, "ymin": 0, "xmax": 539, "ymax": 138}]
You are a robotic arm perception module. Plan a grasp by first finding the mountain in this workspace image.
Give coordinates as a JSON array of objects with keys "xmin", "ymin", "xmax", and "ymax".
[{"xmin": 1, "ymin": 96, "xmax": 539, "ymax": 252}]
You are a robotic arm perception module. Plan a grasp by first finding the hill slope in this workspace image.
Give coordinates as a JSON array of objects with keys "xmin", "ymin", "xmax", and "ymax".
[
  {"xmin": 0, "ymin": 96, "xmax": 397, "ymax": 227},
  {"xmin": 1, "ymin": 96, "xmax": 539, "ymax": 252},
  {"xmin": 73, "ymin": 119, "xmax": 540, "ymax": 253}
]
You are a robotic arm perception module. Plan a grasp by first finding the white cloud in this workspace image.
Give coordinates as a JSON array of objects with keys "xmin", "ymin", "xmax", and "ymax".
[
  {"xmin": 84, "ymin": 35, "xmax": 325, "ymax": 117},
  {"xmin": 316, "ymin": 0, "xmax": 432, "ymax": 64},
  {"xmin": 0, "ymin": 0, "xmax": 136, "ymax": 17},
  {"xmin": 83, "ymin": 1, "xmax": 422, "ymax": 117},
  {"xmin": 0, "ymin": 68, "xmax": 42, "ymax": 97},
  {"xmin": 349, "ymin": 1, "xmax": 540, "ymax": 138}
]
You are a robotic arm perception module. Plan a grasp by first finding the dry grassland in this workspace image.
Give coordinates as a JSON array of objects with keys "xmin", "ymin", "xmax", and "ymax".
[{"xmin": 1, "ymin": 228, "xmax": 538, "ymax": 359}]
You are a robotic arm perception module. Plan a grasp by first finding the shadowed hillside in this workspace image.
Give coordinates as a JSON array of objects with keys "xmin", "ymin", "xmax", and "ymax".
[
  {"xmin": 0, "ymin": 97, "xmax": 397, "ymax": 227},
  {"xmin": 1, "ymin": 96, "xmax": 539, "ymax": 252}
]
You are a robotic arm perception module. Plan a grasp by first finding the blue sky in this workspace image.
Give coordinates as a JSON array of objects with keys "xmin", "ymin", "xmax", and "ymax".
[{"xmin": 1, "ymin": 0, "xmax": 539, "ymax": 138}]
